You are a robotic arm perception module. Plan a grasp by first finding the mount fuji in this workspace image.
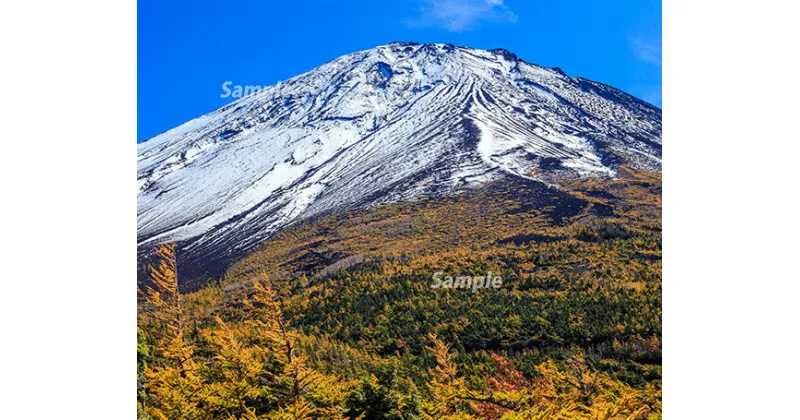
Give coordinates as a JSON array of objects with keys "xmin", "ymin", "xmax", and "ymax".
[{"xmin": 137, "ymin": 42, "xmax": 661, "ymax": 288}]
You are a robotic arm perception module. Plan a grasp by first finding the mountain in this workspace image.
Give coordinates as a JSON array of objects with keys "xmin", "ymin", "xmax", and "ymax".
[{"xmin": 137, "ymin": 42, "xmax": 662, "ymax": 288}]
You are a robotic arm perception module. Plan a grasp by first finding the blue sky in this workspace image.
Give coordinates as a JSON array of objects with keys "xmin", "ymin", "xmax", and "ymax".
[{"xmin": 138, "ymin": 0, "xmax": 661, "ymax": 142}]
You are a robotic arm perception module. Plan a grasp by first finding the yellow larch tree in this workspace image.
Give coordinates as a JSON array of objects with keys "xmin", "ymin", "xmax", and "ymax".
[{"xmin": 138, "ymin": 243, "xmax": 202, "ymax": 420}]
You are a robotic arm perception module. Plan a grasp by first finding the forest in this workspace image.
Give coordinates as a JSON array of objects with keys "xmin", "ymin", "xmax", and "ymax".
[{"xmin": 138, "ymin": 167, "xmax": 662, "ymax": 419}]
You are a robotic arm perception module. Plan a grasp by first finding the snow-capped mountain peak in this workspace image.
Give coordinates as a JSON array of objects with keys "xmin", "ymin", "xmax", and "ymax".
[{"xmin": 137, "ymin": 42, "xmax": 661, "ymax": 286}]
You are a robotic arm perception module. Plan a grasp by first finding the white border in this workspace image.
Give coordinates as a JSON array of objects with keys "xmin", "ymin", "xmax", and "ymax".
[
  {"xmin": 665, "ymin": 0, "xmax": 800, "ymax": 417},
  {"xmin": 1, "ymin": 0, "xmax": 135, "ymax": 417}
]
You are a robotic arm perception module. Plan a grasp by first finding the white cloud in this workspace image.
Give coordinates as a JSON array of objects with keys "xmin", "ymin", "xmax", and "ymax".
[
  {"xmin": 630, "ymin": 37, "xmax": 662, "ymax": 66},
  {"xmin": 409, "ymin": 0, "xmax": 517, "ymax": 32},
  {"xmin": 628, "ymin": 85, "xmax": 662, "ymax": 107},
  {"xmin": 641, "ymin": 87, "xmax": 662, "ymax": 107}
]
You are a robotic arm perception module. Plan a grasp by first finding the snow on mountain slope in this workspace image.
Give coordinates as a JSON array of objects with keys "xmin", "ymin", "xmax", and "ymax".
[{"xmin": 137, "ymin": 42, "xmax": 661, "ymax": 286}]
